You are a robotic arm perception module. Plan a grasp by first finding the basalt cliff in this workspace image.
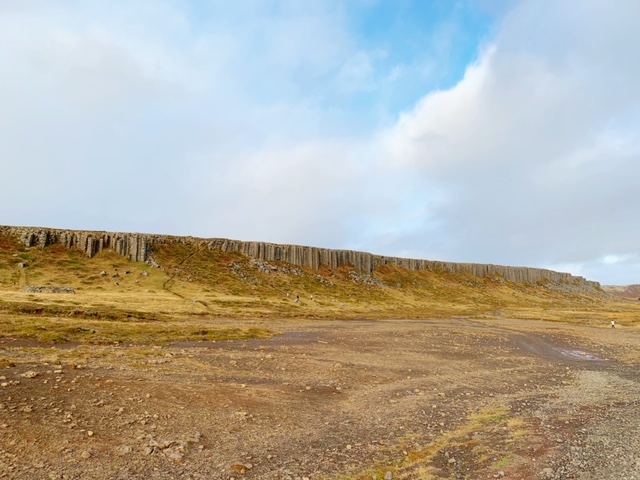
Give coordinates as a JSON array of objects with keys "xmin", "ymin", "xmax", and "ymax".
[{"xmin": 0, "ymin": 226, "xmax": 601, "ymax": 290}]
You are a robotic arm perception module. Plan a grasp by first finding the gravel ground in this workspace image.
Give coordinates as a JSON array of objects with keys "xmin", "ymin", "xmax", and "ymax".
[
  {"xmin": 542, "ymin": 370, "xmax": 640, "ymax": 480},
  {"xmin": 1, "ymin": 317, "xmax": 639, "ymax": 479}
]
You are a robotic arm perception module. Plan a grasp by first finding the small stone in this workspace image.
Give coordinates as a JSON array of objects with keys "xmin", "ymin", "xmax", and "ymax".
[
  {"xmin": 230, "ymin": 463, "xmax": 253, "ymax": 473},
  {"xmin": 448, "ymin": 457, "xmax": 456, "ymax": 464},
  {"xmin": 167, "ymin": 450, "xmax": 184, "ymax": 462},
  {"xmin": 87, "ymin": 431, "xmax": 94, "ymax": 437},
  {"xmin": 80, "ymin": 450, "xmax": 91, "ymax": 459},
  {"xmin": 21, "ymin": 371, "xmax": 38, "ymax": 379},
  {"xmin": 384, "ymin": 472, "xmax": 393, "ymax": 480}
]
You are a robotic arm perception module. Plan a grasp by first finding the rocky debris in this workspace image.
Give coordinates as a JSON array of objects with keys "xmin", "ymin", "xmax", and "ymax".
[
  {"xmin": 23, "ymin": 285, "xmax": 76, "ymax": 294},
  {"xmin": 312, "ymin": 274, "xmax": 335, "ymax": 285},
  {"xmin": 230, "ymin": 262, "xmax": 259, "ymax": 284},
  {"xmin": 17, "ymin": 262, "xmax": 28, "ymax": 268},
  {"xmin": 251, "ymin": 259, "xmax": 303, "ymax": 276},
  {"xmin": 0, "ymin": 380, "xmax": 20, "ymax": 387},
  {"xmin": 348, "ymin": 270, "xmax": 385, "ymax": 286},
  {"xmin": 544, "ymin": 400, "xmax": 640, "ymax": 480},
  {"xmin": 146, "ymin": 255, "xmax": 161, "ymax": 268}
]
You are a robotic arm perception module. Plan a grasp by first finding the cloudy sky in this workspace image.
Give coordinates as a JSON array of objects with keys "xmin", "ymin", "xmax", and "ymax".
[{"xmin": 1, "ymin": 1, "xmax": 638, "ymax": 285}]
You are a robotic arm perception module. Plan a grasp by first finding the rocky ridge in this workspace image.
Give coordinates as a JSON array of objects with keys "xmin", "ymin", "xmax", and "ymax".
[{"xmin": 1, "ymin": 225, "xmax": 601, "ymax": 290}]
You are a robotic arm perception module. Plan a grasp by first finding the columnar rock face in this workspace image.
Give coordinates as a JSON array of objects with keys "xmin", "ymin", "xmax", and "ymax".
[
  {"xmin": 0, "ymin": 226, "xmax": 601, "ymax": 289},
  {"xmin": 200, "ymin": 238, "xmax": 600, "ymax": 289},
  {"xmin": 1, "ymin": 226, "xmax": 147, "ymax": 262}
]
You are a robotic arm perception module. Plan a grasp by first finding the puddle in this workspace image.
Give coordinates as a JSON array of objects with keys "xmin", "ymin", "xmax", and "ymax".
[
  {"xmin": 171, "ymin": 330, "xmax": 323, "ymax": 349},
  {"xmin": 558, "ymin": 349, "xmax": 603, "ymax": 361}
]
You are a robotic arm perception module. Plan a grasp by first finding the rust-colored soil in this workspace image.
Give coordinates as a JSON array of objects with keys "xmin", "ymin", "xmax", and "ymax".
[{"xmin": 2, "ymin": 317, "xmax": 639, "ymax": 479}]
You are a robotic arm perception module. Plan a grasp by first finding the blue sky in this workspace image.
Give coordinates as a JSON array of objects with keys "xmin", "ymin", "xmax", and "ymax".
[{"xmin": 1, "ymin": 0, "xmax": 639, "ymax": 285}]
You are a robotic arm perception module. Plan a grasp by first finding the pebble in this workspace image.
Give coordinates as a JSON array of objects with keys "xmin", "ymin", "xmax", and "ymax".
[
  {"xmin": 166, "ymin": 449, "xmax": 184, "ymax": 462},
  {"xmin": 541, "ymin": 467, "xmax": 554, "ymax": 478},
  {"xmin": 230, "ymin": 463, "xmax": 253, "ymax": 473}
]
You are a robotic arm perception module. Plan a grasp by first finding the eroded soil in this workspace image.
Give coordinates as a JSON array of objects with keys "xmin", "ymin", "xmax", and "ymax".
[{"xmin": 1, "ymin": 317, "xmax": 639, "ymax": 479}]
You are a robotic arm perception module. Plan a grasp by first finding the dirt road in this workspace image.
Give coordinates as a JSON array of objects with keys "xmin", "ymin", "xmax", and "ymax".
[{"xmin": 1, "ymin": 317, "xmax": 639, "ymax": 479}]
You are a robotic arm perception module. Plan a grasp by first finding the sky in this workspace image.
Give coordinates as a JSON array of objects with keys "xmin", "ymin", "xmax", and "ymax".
[{"xmin": 1, "ymin": 0, "xmax": 639, "ymax": 285}]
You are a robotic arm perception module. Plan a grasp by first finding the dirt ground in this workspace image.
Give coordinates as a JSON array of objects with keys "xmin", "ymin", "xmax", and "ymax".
[{"xmin": 1, "ymin": 317, "xmax": 639, "ymax": 480}]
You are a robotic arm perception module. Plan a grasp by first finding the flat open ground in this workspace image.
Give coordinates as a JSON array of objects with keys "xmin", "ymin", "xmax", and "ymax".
[{"xmin": 2, "ymin": 316, "xmax": 639, "ymax": 480}]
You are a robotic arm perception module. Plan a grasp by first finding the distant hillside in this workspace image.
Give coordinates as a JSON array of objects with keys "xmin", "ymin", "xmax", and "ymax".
[
  {"xmin": 603, "ymin": 284, "xmax": 640, "ymax": 300},
  {"xmin": 0, "ymin": 225, "xmax": 600, "ymax": 292},
  {"xmin": 3, "ymin": 225, "xmax": 639, "ymax": 330}
]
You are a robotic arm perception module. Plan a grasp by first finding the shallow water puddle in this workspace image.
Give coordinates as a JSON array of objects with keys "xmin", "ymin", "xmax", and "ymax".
[{"xmin": 558, "ymin": 349, "xmax": 603, "ymax": 361}]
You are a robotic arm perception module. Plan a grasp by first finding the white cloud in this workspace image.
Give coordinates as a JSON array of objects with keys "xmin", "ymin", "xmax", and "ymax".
[
  {"xmin": 1, "ymin": 0, "xmax": 639, "ymax": 285},
  {"xmin": 375, "ymin": 0, "xmax": 640, "ymax": 284}
]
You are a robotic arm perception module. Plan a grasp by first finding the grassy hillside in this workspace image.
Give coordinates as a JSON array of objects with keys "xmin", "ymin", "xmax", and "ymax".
[{"xmin": 1, "ymin": 233, "xmax": 639, "ymax": 345}]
